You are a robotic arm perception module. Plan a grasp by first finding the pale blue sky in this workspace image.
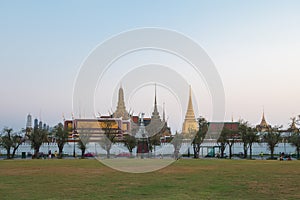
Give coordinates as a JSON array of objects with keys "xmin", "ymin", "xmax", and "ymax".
[{"xmin": 0, "ymin": 1, "xmax": 300, "ymax": 131}]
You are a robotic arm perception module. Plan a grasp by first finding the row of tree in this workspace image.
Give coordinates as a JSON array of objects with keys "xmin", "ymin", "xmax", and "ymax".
[
  {"xmin": 0, "ymin": 123, "xmax": 70, "ymax": 159},
  {"xmin": 191, "ymin": 117, "xmax": 300, "ymax": 159},
  {"xmin": 1, "ymin": 117, "xmax": 300, "ymax": 160},
  {"xmin": 0, "ymin": 121, "xmax": 164, "ymax": 159}
]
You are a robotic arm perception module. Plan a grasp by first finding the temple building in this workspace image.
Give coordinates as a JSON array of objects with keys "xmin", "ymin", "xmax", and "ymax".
[
  {"xmin": 182, "ymin": 86, "xmax": 198, "ymax": 134},
  {"xmin": 146, "ymin": 84, "xmax": 169, "ymax": 137},
  {"xmin": 256, "ymin": 111, "xmax": 271, "ymax": 132},
  {"xmin": 64, "ymin": 85, "xmax": 171, "ymax": 142}
]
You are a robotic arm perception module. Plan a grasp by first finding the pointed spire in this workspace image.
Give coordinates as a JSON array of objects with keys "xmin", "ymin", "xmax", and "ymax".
[
  {"xmin": 151, "ymin": 83, "xmax": 160, "ymax": 121},
  {"xmin": 185, "ymin": 85, "xmax": 195, "ymax": 120},
  {"xmin": 260, "ymin": 109, "xmax": 268, "ymax": 127},
  {"xmin": 113, "ymin": 85, "xmax": 129, "ymax": 119},
  {"xmin": 163, "ymin": 102, "xmax": 166, "ymax": 122},
  {"xmin": 182, "ymin": 85, "xmax": 197, "ymax": 134},
  {"xmin": 258, "ymin": 107, "xmax": 270, "ymax": 130}
]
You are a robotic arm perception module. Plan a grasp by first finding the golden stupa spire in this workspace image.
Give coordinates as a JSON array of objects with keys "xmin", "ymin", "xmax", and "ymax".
[
  {"xmin": 182, "ymin": 85, "xmax": 198, "ymax": 134},
  {"xmin": 260, "ymin": 108, "xmax": 268, "ymax": 127}
]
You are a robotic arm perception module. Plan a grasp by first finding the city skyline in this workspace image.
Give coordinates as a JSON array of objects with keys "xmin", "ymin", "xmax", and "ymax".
[{"xmin": 1, "ymin": 1, "xmax": 300, "ymax": 130}]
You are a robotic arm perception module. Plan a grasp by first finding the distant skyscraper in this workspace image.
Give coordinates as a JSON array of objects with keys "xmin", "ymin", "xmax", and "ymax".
[
  {"xmin": 39, "ymin": 121, "xmax": 43, "ymax": 130},
  {"xmin": 182, "ymin": 86, "xmax": 198, "ymax": 134},
  {"xmin": 26, "ymin": 114, "xmax": 32, "ymax": 128},
  {"xmin": 34, "ymin": 118, "xmax": 38, "ymax": 129}
]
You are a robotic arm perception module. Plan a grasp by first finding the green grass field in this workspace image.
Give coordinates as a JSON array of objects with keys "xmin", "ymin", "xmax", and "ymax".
[{"xmin": 0, "ymin": 159, "xmax": 299, "ymax": 200}]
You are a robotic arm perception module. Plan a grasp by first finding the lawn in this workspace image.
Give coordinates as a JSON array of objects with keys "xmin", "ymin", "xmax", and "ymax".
[{"xmin": 0, "ymin": 159, "xmax": 299, "ymax": 199}]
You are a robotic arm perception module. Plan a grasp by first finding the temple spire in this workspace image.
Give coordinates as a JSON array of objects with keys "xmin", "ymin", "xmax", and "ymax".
[
  {"xmin": 260, "ymin": 109, "xmax": 268, "ymax": 127},
  {"xmin": 151, "ymin": 83, "xmax": 160, "ymax": 120},
  {"xmin": 182, "ymin": 85, "xmax": 198, "ymax": 134},
  {"xmin": 185, "ymin": 85, "xmax": 195, "ymax": 120},
  {"xmin": 256, "ymin": 108, "xmax": 271, "ymax": 132},
  {"xmin": 163, "ymin": 102, "xmax": 166, "ymax": 122},
  {"xmin": 113, "ymin": 86, "xmax": 129, "ymax": 120}
]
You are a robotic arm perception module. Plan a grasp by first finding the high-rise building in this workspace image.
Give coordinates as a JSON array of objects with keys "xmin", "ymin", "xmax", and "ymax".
[
  {"xmin": 39, "ymin": 121, "xmax": 43, "ymax": 130},
  {"xmin": 26, "ymin": 114, "xmax": 32, "ymax": 129},
  {"xmin": 34, "ymin": 118, "xmax": 39, "ymax": 129},
  {"xmin": 182, "ymin": 86, "xmax": 198, "ymax": 134}
]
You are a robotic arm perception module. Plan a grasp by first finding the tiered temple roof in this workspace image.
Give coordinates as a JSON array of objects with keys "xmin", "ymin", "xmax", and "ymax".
[{"xmin": 113, "ymin": 86, "xmax": 130, "ymax": 120}]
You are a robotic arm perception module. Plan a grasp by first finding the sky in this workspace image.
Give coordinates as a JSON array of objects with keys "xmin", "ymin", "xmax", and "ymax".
[{"xmin": 0, "ymin": 0, "xmax": 300, "ymax": 131}]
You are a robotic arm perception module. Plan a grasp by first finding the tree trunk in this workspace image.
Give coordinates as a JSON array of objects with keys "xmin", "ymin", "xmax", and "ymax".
[
  {"xmin": 243, "ymin": 143, "xmax": 248, "ymax": 159},
  {"xmin": 107, "ymin": 150, "xmax": 110, "ymax": 158},
  {"xmin": 193, "ymin": 144, "xmax": 198, "ymax": 158},
  {"xmin": 249, "ymin": 144, "xmax": 253, "ymax": 159},
  {"xmin": 6, "ymin": 148, "xmax": 11, "ymax": 159},
  {"xmin": 58, "ymin": 147, "xmax": 63, "ymax": 159},
  {"xmin": 11, "ymin": 143, "xmax": 21, "ymax": 159},
  {"xmin": 81, "ymin": 149, "xmax": 85, "ymax": 159},
  {"xmin": 11, "ymin": 148, "xmax": 17, "ymax": 159},
  {"xmin": 220, "ymin": 144, "xmax": 225, "ymax": 158},
  {"xmin": 297, "ymin": 147, "xmax": 299, "ymax": 159},
  {"xmin": 229, "ymin": 144, "xmax": 233, "ymax": 159},
  {"xmin": 270, "ymin": 147, "xmax": 274, "ymax": 159},
  {"xmin": 33, "ymin": 147, "xmax": 39, "ymax": 159}
]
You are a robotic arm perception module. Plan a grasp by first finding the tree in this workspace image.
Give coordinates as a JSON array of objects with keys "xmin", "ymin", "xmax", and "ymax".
[
  {"xmin": 192, "ymin": 117, "xmax": 208, "ymax": 158},
  {"xmin": 290, "ymin": 133, "xmax": 300, "ymax": 159},
  {"xmin": 77, "ymin": 132, "xmax": 90, "ymax": 158},
  {"xmin": 247, "ymin": 127, "xmax": 259, "ymax": 159},
  {"xmin": 239, "ymin": 121, "xmax": 249, "ymax": 158},
  {"xmin": 27, "ymin": 126, "xmax": 48, "ymax": 159},
  {"xmin": 148, "ymin": 133, "xmax": 161, "ymax": 156},
  {"xmin": 218, "ymin": 127, "xmax": 239, "ymax": 159},
  {"xmin": 99, "ymin": 120, "xmax": 116, "ymax": 158},
  {"xmin": 263, "ymin": 126, "xmax": 281, "ymax": 159},
  {"xmin": 52, "ymin": 123, "xmax": 69, "ymax": 159},
  {"xmin": 239, "ymin": 121, "xmax": 259, "ymax": 159},
  {"xmin": 171, "ymin": 132, "xmax": 183, "ymax": 159},
  {"xmin": 123, "ymin": 134, "xmax": 137, "ymax": 156},
  {"xmin": 0, "ymin": 128, "xmax": 24, "ymax": 159},
  {"xmin": 226, "ymin": 128, "xmax": 239, "ymax": 159},
  {"xmin": 217, "ymin": 130, "xmax": 228, "ymax": 158}
]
